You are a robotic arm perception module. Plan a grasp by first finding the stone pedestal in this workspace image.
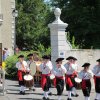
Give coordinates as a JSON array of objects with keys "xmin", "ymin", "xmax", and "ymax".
[{"xmin": 48, "ymin": 8, "xmax": 72, "ymax": 65}]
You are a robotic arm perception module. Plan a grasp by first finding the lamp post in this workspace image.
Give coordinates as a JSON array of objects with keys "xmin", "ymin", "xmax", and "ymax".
[{"xmin": 12, "ymin": 9, "xmax": 18, "ymax": 54}]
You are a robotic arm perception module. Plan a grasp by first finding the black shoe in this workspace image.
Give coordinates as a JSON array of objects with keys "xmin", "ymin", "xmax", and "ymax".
[
  {"xmin": 46, "ymin": 97, "xmax": 50, "ymax": 100},
  {"xmin": 75, "ymin": 94, "xmax": 79, "ymax": 97},
  {"xmin": 67, "ymin": 98, "xmax": 72, "ymax": 100},
  {"xmin": 33, "ymin": 88, "xmax": 36, "ymax": 91},
  {"xmin": 48, "ymin": 92, "xmax": 52, "ymax": 95},
  {"xmin": 43, "ymin": 97, "xmax": 46, "ymax": 100},
  {"xmin": 71, "ymin": 93, "xmax": 74, "ymax": 96},
  {"xmin": 19, "ymin": 91, "xmax": 23, "ymax": 94},
  {"xmin": 22, "ymin": 91, "xmax": 25, "ymax": 95},
  {"xmin": 71, "ymin": 93, "xmax": 79, "ymax": 97}
]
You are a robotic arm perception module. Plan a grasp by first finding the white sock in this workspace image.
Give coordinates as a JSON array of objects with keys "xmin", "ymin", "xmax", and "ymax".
[
  {"xmin": 44, "ymin": 92, "xmax": 48, "ymax": 98},
  {"xmin": 20, "ymin": 86, "xmax": 25, "ymax": 92},
  {"xmin": 72, "ymin": 87, "xmax": 76, "ymax": 95},
  {"xmin": 48, "ymin": 88, "xmax": 52, "ymax": 93},
  {"xmin": 32, "ymin": 86, "xmax": 35, "ymax": 89},
  {"xmin": 95, "ymin": 93, "xmax": 100, "ymax": 99},
  {"xmin": 58, "ymin": 96, "xmax": 61, "ymax": 100},
  {"xmin": 98, "ymin": 93, "xmax": 100, "ymax": 99},
  {"xmin": 85, "ymin": 96, "xmax": 87, "ymax": 100},
  {"xmin": 20, "ymin": 86, "xmax": 22, "ymax": 91},
  {"xmin": 68, "ymin": 91, "xmax": 71, "ymax": 98},
  {"xmin": 86, "ymin": 96, "xmax": 90, "ymax": 100},
  {"xmin": 95, "ymin": 93, "xmax": 98, "ymax": 99}
]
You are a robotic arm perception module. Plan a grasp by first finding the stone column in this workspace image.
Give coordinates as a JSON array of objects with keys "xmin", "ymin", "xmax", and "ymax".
[{"xmin": 48, "ymin": 8, "xmax": 72, "ymax": 65}]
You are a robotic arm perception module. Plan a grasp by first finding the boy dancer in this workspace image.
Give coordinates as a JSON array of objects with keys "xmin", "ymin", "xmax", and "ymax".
[
  {"xmin": 16, "ymin": 55, "xmax": 29, "ymax": 94},
  {"xmin": 92, "ymin": 59, "xmax": 100, "ymax": 100},
  {"xmin": 52, "ymin": 58, "xmax": 66, "ymax": 100},
  {"xmin": 38, "ymin": 55, "xmax": 53, "ymax": 100},
  {"xmin": 64, "ymin": 56, "xmax": 78, "ymax": 100},
  {"xmin": 78, "ymin": 63, "xmax": 93, "ymax": 100}
]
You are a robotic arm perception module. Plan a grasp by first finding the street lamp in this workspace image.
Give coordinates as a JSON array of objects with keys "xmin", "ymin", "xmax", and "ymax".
[{"xmin": 12, "ymin": 9, "xmax": 18, "ymax": 54}]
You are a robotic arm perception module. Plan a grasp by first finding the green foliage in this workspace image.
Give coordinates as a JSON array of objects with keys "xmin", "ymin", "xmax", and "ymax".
[
  {"xmin": 71, "ymin": 36, "xmax": 79, "ymax": 49},
  {"xmin": 51, "ymin": 0, "xmax": 100, "ymax": 49},
  {"xmin": 16, "ymin": 0, "xmax": 51, "ymax": 50},
  {"xmin": 5, "ymin": 55, "xmax": 18, "ymax": 79},
  {"xmin": 66, "ymin": 32, "xmax": 79, "ymax": 49},
  {"xmin": 37, "ymin": 44, "xmax": 51, "ymax": 56}
]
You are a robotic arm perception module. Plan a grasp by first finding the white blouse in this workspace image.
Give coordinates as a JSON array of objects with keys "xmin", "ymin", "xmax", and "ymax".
[
  {"xmin": 78, "ymin": 70, "xmax": 93, "ymax": 80},
  {"xmin": 64, "ymin": 63, "xmax": 78, "ymax": 75},
  {"xmin": 52, "ymin": 65, "xmax": 66, "ymax": 77},
  {"xmin": 39, "ymin": 61, "xmax": 53, "ymax": 74},
  {"xmin": 92, "ymin": 65, "xmax": 100, "ymax": 76},
  {"xmin": 16, "ymin": 61, "xmax": 29, "ymax": 71}
]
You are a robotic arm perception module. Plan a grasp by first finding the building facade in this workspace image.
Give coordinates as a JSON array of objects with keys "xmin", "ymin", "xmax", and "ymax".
[{"xmin": 0, "ymin": 0, "xmax": 16, "ymax": 55}]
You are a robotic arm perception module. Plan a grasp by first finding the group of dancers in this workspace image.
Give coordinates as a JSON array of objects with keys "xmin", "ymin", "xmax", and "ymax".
[{"xmin": 16, "ymin": 54, "xmax": 100, "ymax": 100}]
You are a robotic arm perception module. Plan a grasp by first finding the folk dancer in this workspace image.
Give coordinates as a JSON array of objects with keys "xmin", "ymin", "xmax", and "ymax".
[
  {"xmin": 64, "ymin": 56, "xmax": 79, "ymax": 100},
  {"xmin": 27, "ymin": 53, "xmax": 36, "ymax": 91},
  {"xmin": 37, "ymin": 55, "xmax": 53, "ymax": 100},
  {"xmin": 92, "ymin": 59, "xmax": 100, "ymax": 100},
  {"xmin": 16, "ymin": 55, "xmax": 30, "ymax": 94},
  {"xmin": 52, "ymin": 58, "xmax": 66, "ymax": 100},
  {"xmin": 78, "ymin": 63, "xmax": 93, "ymax": 100}
]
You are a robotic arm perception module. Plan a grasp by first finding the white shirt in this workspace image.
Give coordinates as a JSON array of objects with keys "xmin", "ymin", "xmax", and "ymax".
[
  {"xmin": 16, "ymin": 61, "xmax": 29, "ymax": 71},
  {"xmin": 39, "ymin": 61, "xmax": 53, "ymax": 74},
  {"xmin": 52, "ymin": 65, "xmax": 66, "ymax": 77},
  {"xmin": 64, "ymin": 63, "xmax": 78, "ymax": 75},
  {"xmin": 92, "ymin": 65, "xmax": 100, "ymax": 76},
  {"xmin": 78, "ymin": 70, "xmax": 93, "ymax": 80}
]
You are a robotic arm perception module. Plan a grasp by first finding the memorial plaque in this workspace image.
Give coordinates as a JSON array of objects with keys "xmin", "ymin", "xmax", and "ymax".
[{"xmin": 0, "ymin": 43, "xmax": 2, "ymax": 66}]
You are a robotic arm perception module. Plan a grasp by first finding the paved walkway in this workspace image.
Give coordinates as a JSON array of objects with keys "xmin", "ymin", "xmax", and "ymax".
[{"xmin": 0, "ymin": 79, "xmax": 96, "ymax": 100}]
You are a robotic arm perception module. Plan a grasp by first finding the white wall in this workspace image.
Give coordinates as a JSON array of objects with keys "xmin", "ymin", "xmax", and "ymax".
[{"xmin": 65, "ymin": 49, "xmax": 100, "ymax": 70}]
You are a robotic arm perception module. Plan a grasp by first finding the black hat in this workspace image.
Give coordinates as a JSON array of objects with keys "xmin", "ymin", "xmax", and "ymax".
[
  {"xmin": 42, "ymin": 55, "xmax": 50, "ymax": 59},
  {"xmin": 73, "ymin": 57, "xmax": 77, "ymax": 60},
  {"xmin": 66, "ymin": 56, "xmax": 77, "ymax": 60},
  {"xmin": 18, "ymin": 55, "xmax": 24, "ymax": 58},
  {"xmin": 96, "ymin": 59, "xmax": 100, "ymax": 62},
  {"xmin": 82, "ymin": 63, "xmax": 90, "ymax": 67},
  {"xmin": 27, "ymin": 53, "xmax": 33, "ymax": 57},
  {"xmin": 56, "ymin": 58, "xmax": 64, "ymax": 62}
]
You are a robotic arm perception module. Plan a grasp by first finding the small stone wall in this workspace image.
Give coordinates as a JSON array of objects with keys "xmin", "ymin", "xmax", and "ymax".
[{"xmin": 65, "ymin": 49, "xmax": 100, "ymax": 70}]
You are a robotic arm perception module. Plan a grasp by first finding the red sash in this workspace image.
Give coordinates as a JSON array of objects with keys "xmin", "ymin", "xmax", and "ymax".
[
  {"xmin": 81, "ymin": 79, "xmax": 90, "ymax": 89},
  {"xmin": 17, "ymin": 70, "xmax": 25, "ymax": 81},
  {"xmin": 65, "ymin": 75, "xmax": 74, "ymax": 88},
  {"xmin": 41, "ymin": 73, "xmax": 50, "ymax": 90},
  {"xmin": 72, "ymin": 71, "xmax": 77, "ymax": 77},
  {"xmin": 53, "ymin": 76, "xmax": 64, "ymax": 87}
]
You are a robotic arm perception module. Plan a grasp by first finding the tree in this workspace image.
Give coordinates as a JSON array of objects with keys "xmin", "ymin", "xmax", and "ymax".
[
  {"xmin": 16, "ymin": 0, "xmax": 52, "ymax": 50},
  {"xmin": 51, "ymin": 0, "xmax": 100, "ymax": 48}
]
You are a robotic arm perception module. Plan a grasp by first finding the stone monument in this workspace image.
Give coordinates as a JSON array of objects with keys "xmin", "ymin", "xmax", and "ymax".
[{"xmin": 48, "ymin": 8, "xmax": 72, "ymax": 65}]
